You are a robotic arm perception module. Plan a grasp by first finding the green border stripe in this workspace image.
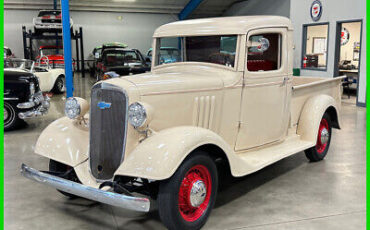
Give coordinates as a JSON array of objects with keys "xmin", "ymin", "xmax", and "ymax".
[
  {"xmin": 1, "ymin": 0, "xmax": 4, "ymax": 229},
  {"xmin": 367, "ymin": 0, "xmax": 369, "ymax": 228}
]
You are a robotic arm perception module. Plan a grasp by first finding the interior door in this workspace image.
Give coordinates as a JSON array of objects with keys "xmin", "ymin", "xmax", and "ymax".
[{"xmin": 235, "ymin": 28, "xmax": 289, "ymax": 151}]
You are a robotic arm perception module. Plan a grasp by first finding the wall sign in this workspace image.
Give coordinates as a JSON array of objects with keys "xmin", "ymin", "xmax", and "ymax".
[
  {"xmin": 341, "ymin": 28, "xmax": 350, "ymax": 46},
  {"xmin": 310, "ymin": 0, "xmax": 323, "ymax": 21}
]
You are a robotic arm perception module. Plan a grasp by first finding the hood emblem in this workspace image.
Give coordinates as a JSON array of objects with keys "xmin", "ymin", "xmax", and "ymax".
[{"xmin": 97, "ymin": 101, "xmax": 111, "ymax": 110}]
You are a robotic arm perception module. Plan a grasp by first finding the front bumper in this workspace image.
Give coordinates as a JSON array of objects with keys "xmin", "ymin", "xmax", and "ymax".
[
  {"xmin": 34, "ymin": 23, "xmax": 63, "ymax": 29},
  {"xmin": 21, "ymin": 164, "xmax": 150, "ymax": 212},
  {"xmin": 17, "ymin": 93, "xmax": 50, "ymax": 119}
]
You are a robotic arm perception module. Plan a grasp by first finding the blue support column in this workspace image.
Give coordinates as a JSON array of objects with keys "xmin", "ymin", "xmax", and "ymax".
[
  {"xmin": 178, "ymin": 0, "xmax": 204, "ymax": 20},
  {"xmin": 61, "ymin": 0, "xmax": 73, "ymax": 98}
]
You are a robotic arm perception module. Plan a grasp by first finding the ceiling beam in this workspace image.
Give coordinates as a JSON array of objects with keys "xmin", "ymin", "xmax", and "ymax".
[{"xmin": 178, "ymin": 0, "xmax": 204, "ymax": 20}]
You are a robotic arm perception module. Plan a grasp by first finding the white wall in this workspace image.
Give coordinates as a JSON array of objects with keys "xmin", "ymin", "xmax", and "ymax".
[
  {"xmin": 224, "ymin": 0, "xmax": 290, "ymax": 17},
  {"xmin": 4, "ymin": 9, "xmax": 177, "ymax": 59},
  {"xmin": 290, "ymin": 0, "xmax": 366, "ymax": 105}
]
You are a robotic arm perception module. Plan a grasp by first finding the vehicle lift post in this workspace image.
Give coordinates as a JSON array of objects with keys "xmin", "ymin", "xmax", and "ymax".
[{"xmin": 61, "ymin": 0, "xmax": 74, "ymax": 97}]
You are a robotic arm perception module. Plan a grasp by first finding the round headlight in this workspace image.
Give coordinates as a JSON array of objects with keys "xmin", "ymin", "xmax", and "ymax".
[
  {"xmin": 65, "ymin": 97, "xmax": 81, "ymax": 119},
  {"xmin": 128, "ymin": 102, "xmax": 147, "ymax": 128}
]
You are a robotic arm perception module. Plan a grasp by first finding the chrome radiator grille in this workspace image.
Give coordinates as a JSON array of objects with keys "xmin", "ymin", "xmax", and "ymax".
[{"xmin": 89, "ymin": 83, "xmax": 128, "ymax": 180}]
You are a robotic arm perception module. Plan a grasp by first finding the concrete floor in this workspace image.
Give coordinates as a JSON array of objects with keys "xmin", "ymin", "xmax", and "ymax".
[{"xmin": 5, "ymin": 74, "xmax": 366, "ymax": 230}]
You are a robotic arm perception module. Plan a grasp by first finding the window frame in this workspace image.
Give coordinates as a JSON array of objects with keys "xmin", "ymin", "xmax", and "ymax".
[{"xmin": 301, "ymin": 22, "xmax": 330, "ymax": 72}]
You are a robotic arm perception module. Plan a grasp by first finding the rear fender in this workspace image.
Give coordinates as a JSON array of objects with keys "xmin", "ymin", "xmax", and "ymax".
[
  {"xmin": 35, "ymin": 117, "xmax": 88, "ymax": 167},
  {"xmin": 114, "ymin": 126, "xmax": 236, "ymax": 180},
  {"xmin": 297, "ymin": 95, "xmax": 341, "ymax": 144}
]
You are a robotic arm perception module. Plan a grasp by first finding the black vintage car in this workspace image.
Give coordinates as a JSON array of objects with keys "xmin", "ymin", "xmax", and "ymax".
[
  {"xmin": 4, "ymin": 59, "xmax": 50, "ymax": 131},
  {"xmin": 96, "ymin": 47, "xmax": 150, "ymax": 81}
]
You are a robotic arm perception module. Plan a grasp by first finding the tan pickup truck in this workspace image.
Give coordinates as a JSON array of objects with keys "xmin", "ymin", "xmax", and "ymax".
[{"xmin": 22, "ymin": 16, "xmax": 343, "ymax": 230}]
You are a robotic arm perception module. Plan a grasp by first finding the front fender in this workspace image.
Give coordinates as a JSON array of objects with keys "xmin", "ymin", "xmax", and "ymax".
[
  {"xmin": 35, "ymin": 117, "xmax": 88, "ymax": 167},
  {"xmin": 114, "ymin": 126, "xmax": 235, "ymax": 180},
  {"xmin": 297, "ymin": 95, "xmax": 341, "ymax": 143}
]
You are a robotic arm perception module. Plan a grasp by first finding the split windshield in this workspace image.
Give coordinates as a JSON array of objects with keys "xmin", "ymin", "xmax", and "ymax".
[
  {"xmin": 4, "ymin": 59, "xmax": 34, "ymax": 71},
  {"xmin": 103, "ymin": 50, "xmax": 141, "ymax": 66},
  {"xmin": 155, "ymin": 35, "xmax": 237, "ymax": 68}
]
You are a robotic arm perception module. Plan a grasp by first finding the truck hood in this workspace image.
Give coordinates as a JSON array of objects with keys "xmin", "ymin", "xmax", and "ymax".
[{"xmin": 121, "ymin": 65, "xmax": 230, "ymax": 96}]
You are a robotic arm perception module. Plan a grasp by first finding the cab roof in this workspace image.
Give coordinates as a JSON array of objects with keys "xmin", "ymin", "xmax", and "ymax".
[{"xmin": 153, "ymin": 16, "xmax": 293, "ymax": 37}]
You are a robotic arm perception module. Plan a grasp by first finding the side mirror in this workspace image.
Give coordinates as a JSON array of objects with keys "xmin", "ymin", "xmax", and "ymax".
[
  {"xmin": 248, "ymin": 36, "xmax": 270, "ymax": 53},
  {"xmin": 94, "ymin": 52, "xmax": 100, "ymax": 59},
  {"xmin": 145, "ymin": 57, "xmax": 151, "ymax": 62}
]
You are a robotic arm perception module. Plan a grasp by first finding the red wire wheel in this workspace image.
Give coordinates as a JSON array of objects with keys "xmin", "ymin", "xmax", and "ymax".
[
  {"xmin": 316, "ymin": 118, "xmax": 330, "ymax": 154},
  {"xmin": 178, "ymin": 165, "xmax": 212, "ymax": 222}
]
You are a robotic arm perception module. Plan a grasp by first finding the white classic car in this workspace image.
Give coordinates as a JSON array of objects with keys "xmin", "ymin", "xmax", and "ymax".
[
  {"xmin": 33, "ymin": 10, "xmax": 73, "ymax": 35},
  {"xmin": 6, "ymin": 58, "xmax": 65, "ymax": 93},
  {"xmin": 22, "ymin": 16, "xmax": 344, "ymax": 230}
]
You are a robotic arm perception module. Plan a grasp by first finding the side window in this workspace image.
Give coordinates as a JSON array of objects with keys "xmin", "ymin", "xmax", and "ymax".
[{"xmin": 247, "ymin": 33, "xmax": 282, "ymax": 72}]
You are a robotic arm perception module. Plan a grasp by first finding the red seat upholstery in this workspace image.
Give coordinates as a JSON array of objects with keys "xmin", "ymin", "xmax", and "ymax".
[{"xmin": 247, "ymin": 60, "xmax": 276, "ymax": 71}]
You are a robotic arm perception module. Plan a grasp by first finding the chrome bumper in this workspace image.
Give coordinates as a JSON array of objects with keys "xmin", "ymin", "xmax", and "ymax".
[
  {"xmin": 18, "ymin": 94, "xmax": 50, "ymax": 119},
  {"xmin": 21, "ymin": 164, "xmax": 150, "ymax": 212}
]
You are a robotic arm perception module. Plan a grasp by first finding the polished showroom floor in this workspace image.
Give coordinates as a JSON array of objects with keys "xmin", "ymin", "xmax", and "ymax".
[{"xmin": 5, "ymin": 73, "xmax": 365, "ymax": 230}]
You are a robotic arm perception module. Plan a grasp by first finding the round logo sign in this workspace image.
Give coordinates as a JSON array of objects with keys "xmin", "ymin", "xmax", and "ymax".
[
  {"xmin": 311, "ymin": 0, "xmax": 323, "ymax": 21},
  {"xmin": 341, "ymin": 28, "xmax": 350, "ymax": 46}
]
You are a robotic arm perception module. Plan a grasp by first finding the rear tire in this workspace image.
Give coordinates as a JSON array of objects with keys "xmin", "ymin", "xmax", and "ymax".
[
  {"xmin": 157, "ymin": 151, "xmax": 218, "ymax": 230},
  {"xmin": 305, "ymin": 113, "xmax": 332, "ymax": 162},
  {"xmin": 4, "ymin": 102, "xmax": 22, "ymax": 131},
  {"xmin": 52, "ymin": 76, "xmax": 65, "ymax": 94},
  {"xmin": 49, "ymin": 159, "xmax": 80, "ymax": 198}
]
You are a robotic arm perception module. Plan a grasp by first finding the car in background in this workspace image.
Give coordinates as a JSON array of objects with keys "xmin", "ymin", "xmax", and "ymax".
[
  {"xmin": 33, "ymin": 10, "xmax": 73, "ymax": 35},
  {"xmin": 87, "ymin": 43, "xmax": 128, "ymax": 77},
  {"xmin": 146, "ymin": 47, "xmax": 181, "ymax": 64},
  {"xmin": 35, "ymin": 46, "xmax": 76, "ymax": 70},
  {"xmin": 4, "ymin": 59, "xmax": 50, "ymax": 131},
  {"xmin": 87, "ymin": 45, "xmax": 102, "ymax": 77},
  {"xmin": 96, "ymin": 47, "xmax": 149, "ymax": 81},
  {"xmin": 4, "ymin": 46, "xmax": 15, "ymax": 59}
]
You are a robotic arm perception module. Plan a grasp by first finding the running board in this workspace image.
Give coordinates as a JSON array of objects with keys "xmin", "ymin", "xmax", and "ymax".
[{"xmin": 235, "ymin": 135, "xmax": 314, "ymax": 176}]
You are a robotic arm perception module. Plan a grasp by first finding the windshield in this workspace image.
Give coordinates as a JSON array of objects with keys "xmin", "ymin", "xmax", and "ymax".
[
  {"xmin": 4, "ymin": 59, "xmax": 34, "ymax": 71},
  {"xmin": 40, "ymin": 48, "xmax": 63, "ymax": 56},
  {"xmin": 38, "ymin": 11, "xmax": 61, "ymax": 17},
  {"xmin": 103, "ymin": 50, "xmax": 141, "ymax": 66},
  {"xmin": 155, "ymin": 35, "xmax": 237, "ymax": 67}
]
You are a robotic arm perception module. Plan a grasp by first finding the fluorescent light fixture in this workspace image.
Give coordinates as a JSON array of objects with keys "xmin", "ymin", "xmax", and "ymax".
[{"xmin": 112, "ymin": 0, "xmax": 136, "ymax": 2}]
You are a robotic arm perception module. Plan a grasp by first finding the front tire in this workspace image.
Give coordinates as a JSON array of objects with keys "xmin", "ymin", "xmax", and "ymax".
[
  {"xmin": 305, "ymin": 113, "xmax": 332, "ymax": 162},
  {"xmin": 4, "ymin": 102, "xmax": 22, "ymax": 131},
  {"xmin": 49, "ymin": 159, "xmax": 80, "ymax": 198},
  {"xmin": 158, "ymin": 151, "xmax": 218, "ymax": 230}
]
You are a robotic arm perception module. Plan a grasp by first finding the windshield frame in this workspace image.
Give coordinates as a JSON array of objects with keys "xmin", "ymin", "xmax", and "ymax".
[
  {"xmin": 4, "ymin": 58, "xmax": 35, "ymax": 72},
  {"xmin": 152, "ymin": 34, "xmax": 240, "ymax": 71}
]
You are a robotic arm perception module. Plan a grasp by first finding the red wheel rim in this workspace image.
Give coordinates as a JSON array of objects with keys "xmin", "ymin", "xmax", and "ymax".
[
  {"xmin": 316, "ymin": 118, "xmax": 329, "ymax": 153},
  {"xmin": 178, "ymin": 165, "xmax": 212, "ymax": 222}
]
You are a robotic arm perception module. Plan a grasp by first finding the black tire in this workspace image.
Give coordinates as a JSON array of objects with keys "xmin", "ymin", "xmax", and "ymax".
[
  {"xmin": 49, "ymin": 159, "xmax": 80, "ymax": 198},
  {"xmin": 158, "ymin": 151, "xmax": 218, "ymax": 230},
  {"xmin": 4, "ymin": 101, "xmax": 22, "ymax": 131},
  {"xmin": 305, "ymin": 113, "xmax": 332, "ymax": 162},
  {"xmin": 52, "ymin": 76, "xmax": 65, "ymax": 94}
]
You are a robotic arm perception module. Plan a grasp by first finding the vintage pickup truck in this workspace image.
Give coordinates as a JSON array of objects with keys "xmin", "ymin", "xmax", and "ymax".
[{"xmin": 22, "ymin": 16, "xmax": 343, "ymax": 230}]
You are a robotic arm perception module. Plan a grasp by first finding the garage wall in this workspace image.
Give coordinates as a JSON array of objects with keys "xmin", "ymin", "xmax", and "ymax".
[
  {"xmin": 290, "ymin": 0, "xmax": 366, "ymax": 106},
  {"xmin": 4, "ymin": 9, "xmax": 177, "ymax": 59},
  {"xmin": 223, "ymin": 0, "xmax": 290, "ymax": 17}
]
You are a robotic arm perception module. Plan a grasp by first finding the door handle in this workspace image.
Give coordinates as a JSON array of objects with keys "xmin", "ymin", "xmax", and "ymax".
[{"xmin": 282, "ymin": 76, "xmax": 289, "ymax": 86}]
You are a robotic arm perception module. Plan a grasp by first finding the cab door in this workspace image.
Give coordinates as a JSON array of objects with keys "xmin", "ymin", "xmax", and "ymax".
[{"xmin": 235, "ymin": 28, "xmax": 289, "ymax": 151}]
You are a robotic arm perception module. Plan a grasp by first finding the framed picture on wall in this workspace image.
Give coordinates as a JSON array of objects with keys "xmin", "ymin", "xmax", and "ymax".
[
  {"xmin": 353, "ymin": 42, "xmax": 360, "ymax": 61},
  {"xmin": 312, "ymin": 37, "xmax": 327, "ymax": 54}
]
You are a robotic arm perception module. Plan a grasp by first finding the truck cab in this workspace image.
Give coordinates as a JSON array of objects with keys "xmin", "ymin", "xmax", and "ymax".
[{"xmin": 22, "ymin": 16, "xmax": 342, "ymax": 230}]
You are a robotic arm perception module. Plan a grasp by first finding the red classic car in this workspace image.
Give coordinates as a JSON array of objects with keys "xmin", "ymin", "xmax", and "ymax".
[{"xmin": 36, "ymin": 46, "xmax": 76, "ymax": 70}]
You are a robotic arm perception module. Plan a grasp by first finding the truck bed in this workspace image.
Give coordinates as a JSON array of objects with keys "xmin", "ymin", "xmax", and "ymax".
[{"xmin": 290, "ymin": 76, "xmax": 345, "ymax": 127}]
